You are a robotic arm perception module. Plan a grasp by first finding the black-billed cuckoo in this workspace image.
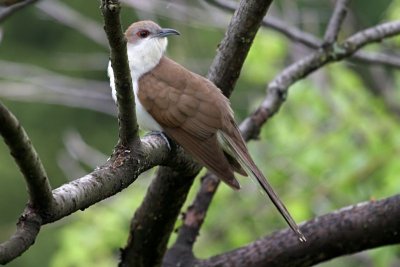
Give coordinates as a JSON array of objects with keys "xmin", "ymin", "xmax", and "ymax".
[{"xmin": 108, "ymin": 20, "xmax": 305, "ymax": 241}]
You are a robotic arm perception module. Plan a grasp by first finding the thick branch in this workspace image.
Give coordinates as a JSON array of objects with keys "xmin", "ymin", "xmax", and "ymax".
[
  {"xmin": 196, "ymin": 195, "xmax": 400, "ymax": 267},
  {"xmin": 119, "ymin": 166, "xmax": 200, "ymax": 267},
  {"xmin": 323, "ymin": 0, "xmax": 350, "ymax": 45},
  {"xmin": 0, "ymin": 101, "xmax": 53, "ymax": 210},
  {"xmin": 100, "ymin": 0, "xmax": 138, "ymax": 147},
  {"xmin": 46, "ymin": 134, "xmax": 171, "ymax": 222},
  {"xmin": 206, "ymin": 0, "xmax": 273, "ymax": 97},
  {"xmin": 0, "ymin": 133, "xmax": 171, "ymax": 263}
]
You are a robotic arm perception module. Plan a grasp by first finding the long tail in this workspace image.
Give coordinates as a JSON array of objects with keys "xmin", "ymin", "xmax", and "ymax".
[{"xmin": 219, "ymin": 131, "xmax": 306, "ymax": 242}]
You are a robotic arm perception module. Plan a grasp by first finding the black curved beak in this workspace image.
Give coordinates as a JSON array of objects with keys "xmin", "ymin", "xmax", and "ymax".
[{"xmin": 156, "ymin": 28, "xmax": 180, "ymax": 38}]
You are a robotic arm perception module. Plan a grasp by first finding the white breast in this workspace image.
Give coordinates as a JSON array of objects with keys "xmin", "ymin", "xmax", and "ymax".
[
  {"xmin": 132, "ymin": 80, "xmax": 162, "ymax": 131},
  {"xmin": 108, "ymin": 62, "xmax": 162, "ymax": 132}
]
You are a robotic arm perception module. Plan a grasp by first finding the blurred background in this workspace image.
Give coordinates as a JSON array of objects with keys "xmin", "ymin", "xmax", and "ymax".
[{"xmin": 1, "ymin": 0, "xmax": 400, "ymax": 266}]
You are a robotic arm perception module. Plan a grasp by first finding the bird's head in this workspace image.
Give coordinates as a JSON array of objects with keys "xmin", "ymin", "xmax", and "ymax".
[{"xmin": 125, "ymin": 20, "xmax": 180, "ymax": 78}]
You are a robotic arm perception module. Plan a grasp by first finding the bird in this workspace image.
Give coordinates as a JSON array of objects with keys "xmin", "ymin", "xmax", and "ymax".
[{"xmin": 108, "ymin": 20, "xmax": 305, "ymax": 242}]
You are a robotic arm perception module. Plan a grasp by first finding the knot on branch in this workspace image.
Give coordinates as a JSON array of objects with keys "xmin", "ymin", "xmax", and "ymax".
[
  {"xmin": 321, "ymin": 42, "xmax": 348, "ymax": 61},
  {"xmin": 101, "ymin": 0, "xmax": 120, "ymax": 12},
  {"xmin": 270, "ymin": 84, "xmax": 288, "ymax": 102},
  {"xmin": 17, "ymin": 209, "xmax": 42, "ymax": 231}
]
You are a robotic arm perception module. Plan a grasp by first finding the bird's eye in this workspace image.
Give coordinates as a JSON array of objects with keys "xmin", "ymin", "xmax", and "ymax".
[{"xmin": 136, "ymin": 30, "xmax": 150, "ymax": 38}]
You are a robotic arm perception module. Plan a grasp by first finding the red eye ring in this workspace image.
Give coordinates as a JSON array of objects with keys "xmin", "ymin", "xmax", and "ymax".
[{"xmin": 136, "ymin": 30, "xmax": 150, "ymax": 38}]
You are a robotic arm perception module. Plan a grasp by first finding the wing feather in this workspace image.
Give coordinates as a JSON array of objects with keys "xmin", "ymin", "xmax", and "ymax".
[
  {"xmin": 219, "ymin": 124, "xmax": 306, "ymax": 241},
  {"xmin": 138, "ymin": 56, "xmax": 240, "ymax": 189}
]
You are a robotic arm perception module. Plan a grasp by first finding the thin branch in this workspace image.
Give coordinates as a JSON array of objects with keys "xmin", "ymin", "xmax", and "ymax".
[
  {"xmin": 0, "ymin": 210, "xmax": 42, "ymax": 265},
  {"xmin": 62, "ymin": 130, "xmax": 109, "ymax": 168},
  {"xmin": 0, "ymin": 0, "xmax": 37, "ymax": 23},
  {"xmin": 0, "ymin": 81, "xmax": 116, "ymax": 116},
  {"xmin": 100, "ymin": 0, "xmax": 138, "ymax": 147},
  {"xmin": 351, "ymin": 51, "xmax": 400, "ymax": 69},
  {"xmin": 242, "ymin": 20, "xmax": 400, "ymax": 140},
  {"xmin": 207, "ymin": 0, "xmax": 400, "ymax": 69},
  {"xmin": 262, "ymin": 16, "xmax": 322, "ymax": 47},
  {"xmin": 1, "ymin": 0, "xmax": 26, "ymax": 5},
  {"xmin": 163, "ymin": 172, "xmax": 220, "ymax": 267},
  {"xmin": 264, "ymin": 14, "xmax": 400, "ymax": 69},
  {"xmin": 0, "ymin": 59, "xmax": 116, "ymax": 116},
  {"xmin": 121, "ymin": 0, "xmax": 229, "ymax": 28},
  {"xmin": 323, "ymin": 0, "xmax": 350, "ymax": 46},
  {"xmin": 37, "ymin": 0, "xmax": 108, "ymax": 48},
  {"xmin": 196, "ymin": 195, "xmax": 400, "ymax": 267},
  {"xmin": 0, "ymin": 101, "xmax": 53, "ymax": 210}
]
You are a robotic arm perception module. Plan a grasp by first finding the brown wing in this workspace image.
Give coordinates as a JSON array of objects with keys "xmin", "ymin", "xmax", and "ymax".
[{"xmin": 138, "ymin": 56, "xmax": 242, "ymax": 189}]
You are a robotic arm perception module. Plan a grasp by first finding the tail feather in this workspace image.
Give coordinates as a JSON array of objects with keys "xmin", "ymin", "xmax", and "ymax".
[{"xmin": 219, "ymin": 131, "xmax": 306, "ymax": 242}]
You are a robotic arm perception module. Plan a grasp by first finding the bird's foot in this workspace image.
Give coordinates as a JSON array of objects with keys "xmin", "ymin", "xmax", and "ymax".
[{"xmin": 147, "ymin": 131, "xmax": 172, "ymax": 151}]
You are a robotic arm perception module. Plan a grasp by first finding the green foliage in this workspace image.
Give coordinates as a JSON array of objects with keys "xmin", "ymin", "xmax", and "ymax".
[{"xmin": 243, "ymin": 30, "xmax": 288, "ymax": 84}]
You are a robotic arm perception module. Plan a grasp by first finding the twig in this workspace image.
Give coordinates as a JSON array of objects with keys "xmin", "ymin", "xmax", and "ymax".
[
  {"xmin": 206, "ymin": 0, "xmax": 400, "ymax": 69},
  {"xmin": 62, "ymin": 130, "xmax": 109, "ymax": 168},
  {"xmin": 163, "ymin": 172, "xmax": 220, "ymax": 267},
  {"xmin": 121, "ymin": 0, "xmax": 228, "ymax": 28},
  {"xmin": 100, "ymin": 0, "xmax": 138, "ymax": 147},
  {"xmin": 0, "ymin": 101, "xmax": 53, "ymax": 210},
  {"xmin": 323, "ymin": 0, "xmax": 350, "ymax": 46},
  {"xmin": 0, "ymin": 81, "xmax": 116, "ymax": 116},
  {"xmin": 0, "ymin": 59, "xmax": 116, "ymax": 116},
  {"xmin": 37, "ymin": 0, "xmax": 108, "ymax": 48},
  {"xmin": 0, "ymin": 0, "xmax": 37, "ymax": 23},
  {"xmin": 242, "ymin": 20, "xmax": 400, "ymax": 140},
  {"xmin": 196, "ymin": 195, "xmax": 400, "ymax": 267},
  {"xmin": 351, "ymin": 51, "xmax": 400, "ymax": 69},
  {"xmin": 262, "ymin": 16, "xmax": 322, "ymax": 47}
]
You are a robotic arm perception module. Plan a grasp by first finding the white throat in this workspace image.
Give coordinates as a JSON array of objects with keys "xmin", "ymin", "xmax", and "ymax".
[
  {"xmin": 108, "ymin": 37, "xmax": 167, "ymax": 132},
  {"xmin": 127, "ymin": 37, "xmax": 168, "ymax": 80}
]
